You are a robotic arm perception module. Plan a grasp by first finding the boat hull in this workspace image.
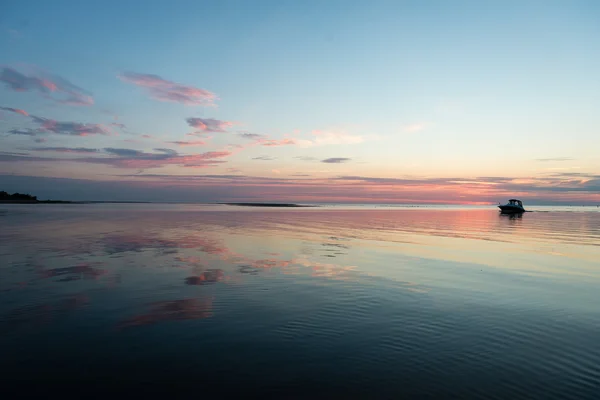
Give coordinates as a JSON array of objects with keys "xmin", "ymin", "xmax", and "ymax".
[{"xmin": 498, "ymin": 205, "xmax": 525, "ymax": 214}]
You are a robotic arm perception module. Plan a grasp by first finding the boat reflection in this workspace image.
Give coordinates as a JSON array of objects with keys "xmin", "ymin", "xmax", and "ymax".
[{"xmin": 499, "ymin": 212, "xmax": 523, "ymax": 220}]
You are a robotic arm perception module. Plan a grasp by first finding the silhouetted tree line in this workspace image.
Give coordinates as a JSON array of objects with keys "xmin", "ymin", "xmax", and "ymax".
[{"xmin": 0, "ymin": 191, "xmax": 38, "ymax": 201}]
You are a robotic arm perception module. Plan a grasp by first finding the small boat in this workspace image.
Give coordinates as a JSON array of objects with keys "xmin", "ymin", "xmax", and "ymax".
[{"xmin": 498, "ymin": 199, "xmax": 526, "ymax": 214}]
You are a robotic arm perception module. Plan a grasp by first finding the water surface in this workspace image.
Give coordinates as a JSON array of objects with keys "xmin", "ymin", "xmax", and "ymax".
[{"xmin": 1, "ymin": 204, "xmax": 599, "ymax": 398}]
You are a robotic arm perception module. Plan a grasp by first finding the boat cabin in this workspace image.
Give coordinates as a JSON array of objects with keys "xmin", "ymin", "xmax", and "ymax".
[{"xmin": 508, "ymin": 199, "xmax": 523, "ymax": 207}]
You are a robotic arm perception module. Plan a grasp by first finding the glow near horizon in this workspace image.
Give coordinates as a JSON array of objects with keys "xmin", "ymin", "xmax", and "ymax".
[{"xmin": 1, "ymin": 0, "xmax": 599, "ymax": 204}]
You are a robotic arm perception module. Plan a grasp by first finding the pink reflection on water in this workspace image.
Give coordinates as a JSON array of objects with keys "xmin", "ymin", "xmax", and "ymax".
[
  {"xmin": 185, "ymin": 269, "xmax": 225, "ymax": 285},
  {"xmin": 104, "ymin": 234, "xmax": 229, "ymax": 255},
  {"xmin": 118, "ymin": 297, "xmax": 213, "ymax": 330},
  {"xmin": 38, "ymin": 263, "xmax": 107, "ymax": 281}
]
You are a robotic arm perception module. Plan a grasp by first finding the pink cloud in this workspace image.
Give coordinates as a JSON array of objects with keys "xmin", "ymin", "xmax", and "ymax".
[
  {"xmin": 0, "ymin": 67, "xmax": 93, "ymax": 106},
  {"xmin": 141, "ymin": 134, "xmax": 154, "ymax": 139},
  {"xmin": 118, "ymin": 72, "xmax": 216, "ymax": 106},
  {"xmin": 88, "ymin": 148, "xmax": 232, "ymax": 169},
  {"xmin": 1, "ymin": 146, "xmax": 232, "ymax": 169},
  {"xmin": 30, "ymin": 115, "xmax": 111, "ymax": 136},
  {"xmin": 0, "ymin": 106, "xmax": 28, "ymax": 116},
  {"xmin": 238, "ymin": 132, "xmax": 265, "ymax": 140},
  {"xmin": 257, "ymin": 138, "xmax": 296, "ymax": 147},
  {"xmin": 1, "ymin": 67, "xmax": 53, "ymax": 92},
  {"xmin": 186, "ymin": 117, "xmax": 233, "ymax": 133}
]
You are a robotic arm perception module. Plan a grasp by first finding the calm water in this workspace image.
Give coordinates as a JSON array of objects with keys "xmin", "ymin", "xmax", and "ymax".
[{"xmin": 1, "ymin": 204, "xmax": 599, "ymax": 398}]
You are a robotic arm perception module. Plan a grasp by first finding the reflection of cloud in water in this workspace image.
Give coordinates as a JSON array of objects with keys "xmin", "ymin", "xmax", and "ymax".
[
  {"xmin": 174, "ymin": 255, "xmax": 207, "ymax": 271},
  {"xmin": 175, "ymin": 256, "xmax": 204, "ymax": 265},
  {"xmin": 291, "ymin": 257, "xmax": 359, "ymax": 280},
  {"xmin": 185, "ymin": 269, "xmax": 224, "ymax": 285},
  {"xmin": 231, "ymin": 252, "xmax": 363, "ymax": 283},
  {"xmin": 38, "ymin": 263, "xmax": 107, "ymax": 281},
  {"xmin": 328, "ymin": 236, "xmax": 351, "ymax": 241},
  {"xmin": 118, "ymin": 298, "xmax": 213, "ymax": 329},
  {"xmin": 103, "ymin": 234, "xmax": 229, "ymax": 256},
  {"xmin": 238, "ymin": 265, "xmax": 259, "ymax": 275},
  {"xmin": 251, "ymin": 258, "xmax": 290, "ymax": 270},
  {"xmin": 321, "ymin": 243, "xmax": 349, "ymax": 249}
]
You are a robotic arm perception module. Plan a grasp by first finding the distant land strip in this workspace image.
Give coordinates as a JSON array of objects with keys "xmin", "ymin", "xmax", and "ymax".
[
  {"xmin": 0, "ymin": 199, "xmax": 76, "ymax": 204},
  {"xmin": 221, "ymin": 203, "xmax": 317, "ymax": 207},
  {"xmin": 1, "ymin": 191, "xmax": 155, "ymax": 204}
]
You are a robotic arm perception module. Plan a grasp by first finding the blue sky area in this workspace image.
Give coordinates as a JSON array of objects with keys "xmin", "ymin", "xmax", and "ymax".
[{"xmin": 1, "ymin": 0, "xmax": 599, "ymax": 203}]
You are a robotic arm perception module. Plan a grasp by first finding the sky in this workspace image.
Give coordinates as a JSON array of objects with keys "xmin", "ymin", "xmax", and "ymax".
[{"xmin": 1, "ymin": 0, "xmax": 600, "ymax": 204}]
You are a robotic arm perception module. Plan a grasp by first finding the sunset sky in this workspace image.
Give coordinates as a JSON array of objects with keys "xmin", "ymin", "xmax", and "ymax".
[{"xmin": 1, "ymin": 0, "xmax": 599, "ymax": 204}]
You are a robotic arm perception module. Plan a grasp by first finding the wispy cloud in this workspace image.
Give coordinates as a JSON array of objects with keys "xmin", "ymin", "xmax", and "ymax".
[
  {"xmin": 110, "ymin": 122, "xmax": 127, "ymax": 130},
  {"xmin": 294, "ymin": 156, "xmax": 318, "ymax": 161},
  {"xmin": 0, "ymin": 106, "xmax": 28, "ymax": 116},
  {"xmin": 544, "ymin": 166, "xmax": 581, "ymax": 171},
  {"xmin": 4, "ymin": 173, "xmax": 599, "ymax": 205},
  {"xmin": 8, "ymin": 128, "xmax": 38, "ymax": 136},
  {"xmin": 104, "ymin": 148, "xmax": 144, "ymax": 157},
  {"xmin": 33, "ymin": 147, "xmax": 99, "ymax": 154},
  {"xmin": 234, "ymin": 133, "xmax": 297, "ymax": 148},
  {"xmin": 296, "ymin": 130, "xmax": 365, "ymax": 147},
  {"xmin": 29, "ymin": 115, "xmax": 111, "ymax": 136},
  {"xmin": 322, "ymin": 157, "xmax": 351, "ymax": 164},
  {"xmin": 187, "ymin": 117, "xmax": 233, "ymax": 133},
  {"xmin": 3, "ymin": 171, "xmax": 598, "ymax": 204},
  {"xmin": 154, "ymin": 148, "xmax": 178, "ymax": 155},
  {"xmin": 13, "ymin": 147, "xmax": 231, "ymax": 169},
  {"xmin": 257, "ymin": 138, "xmax": 296, "ymax": 147},
  {"xmin": 93, "ymin": 148, "xmax": 230, "ymax": 169},
  {"xmin": 536, "ymin": 157, "xmax": 573, "ymax": 162},
  {"xmin": 238, "ymin": 132, "xmax": 265, "ymax": 140},
  {"xmin": 0, "ymin": 66, "xmax": 93, "ymax": 106},
  {"xmin": 131, "ymin": 173, "xmax": 600, "ymax": 203},
  {"xmin": 5, "ymin": 114, "xmax": 112, "ymax": 138},
  {"xmin": 0, "ymin": 150, "xmax": 30, "ymax": 156},
  {"xmin": 252, "ymin": 156, "xmax": 276, "ymax": 161},
  {"xmin": 1, "ymin": 67, "xmax": 56, "ymax": 92},
  {"xmin": 167, "ymin": 140, "xmax": 207, "ymax": 147},
  {"xmin": 118, "ymin": 72, "xmax": 216, "ymax": 106}
]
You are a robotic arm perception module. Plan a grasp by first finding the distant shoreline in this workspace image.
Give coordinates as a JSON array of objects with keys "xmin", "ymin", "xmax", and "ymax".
[
  {"xmin": 0, "ymin": 200, "xmax": 151, "ymax": 204},
  {"xmin": 2, "ymin": 200, "xmax": 598, "ymax": 208},
  {"xmin": 0, "ymin": 200, "xmax": 312, "ymax": 207},
  {"xmin": 0, "ymin": 201, "xmax": 315, "ymax": 207},
  {"xmin": 0, "ymin": 200, "xmax": 77, "ymax": 204},
  {"xmin": 220, "ymin": 202, "xmax": 317, "ymax": 208}
]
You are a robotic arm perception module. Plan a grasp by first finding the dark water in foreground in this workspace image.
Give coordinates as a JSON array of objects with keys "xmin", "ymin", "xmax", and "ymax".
[{"xmin": 1, "ymin": 204, "xmax": 599, "ymax": 398}]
